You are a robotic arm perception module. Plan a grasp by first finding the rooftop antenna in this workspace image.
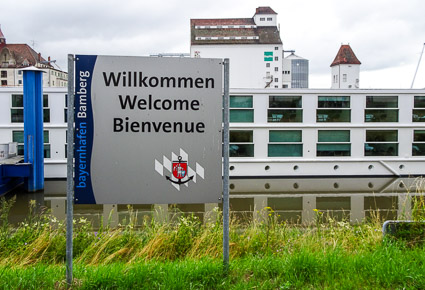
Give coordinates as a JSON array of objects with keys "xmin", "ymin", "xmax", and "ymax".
[
  {"xmin": 411, "ymin": 43, "xmax": 425, "ymax": 88},
  {"xmin": 30, "ymin": 40, "xmax": 37, "ymax": 49}
]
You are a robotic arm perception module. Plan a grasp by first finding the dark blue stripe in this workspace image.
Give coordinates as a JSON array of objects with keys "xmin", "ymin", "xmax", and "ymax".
[{"xmin": 74, "ymin": 55, "xmax": 97, "ymax": 204}]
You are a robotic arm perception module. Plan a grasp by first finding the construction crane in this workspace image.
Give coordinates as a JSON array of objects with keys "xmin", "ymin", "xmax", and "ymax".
[{"xmin": 411, "ymin": 43, "xmax": 425, "ymax": 88}]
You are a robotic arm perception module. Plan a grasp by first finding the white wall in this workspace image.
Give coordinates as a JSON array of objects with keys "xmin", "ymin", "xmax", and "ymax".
[
  {"xmin": 191, "ymin": 44, "xmax": 283, "ymax": 89},
  {"xmin": 331, "ymin": 64, "xmax": 360, "ymax": 89},
  {"xmin": 282, "ymin": 58, "xmax": 292, "ymax": 88},
  {"xmin": 253, "ymin": 14, "xmax": 277, "ymax": 26}
]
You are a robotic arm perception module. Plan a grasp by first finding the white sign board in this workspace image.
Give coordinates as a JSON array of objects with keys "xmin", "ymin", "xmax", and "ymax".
[{"xmin": 74, "ymin": 55, "xmax": 223, "ymax": 204}]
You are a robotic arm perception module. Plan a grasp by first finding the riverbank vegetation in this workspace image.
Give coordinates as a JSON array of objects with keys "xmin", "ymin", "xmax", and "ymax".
[{"xmin": 0, "ymin": 196, "xmax": 424, "ymax": 288}]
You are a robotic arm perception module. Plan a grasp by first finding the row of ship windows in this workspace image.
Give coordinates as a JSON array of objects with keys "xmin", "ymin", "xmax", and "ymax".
[
  {"xmin": 10, "ymin": 128, "xmax": 425, "ymax": 159},
  {"xmin": 229, "ymin": 129, "xmax": 425, "ymax": 157},
  {"xmin": 8, "ymin": 94, "xmax": 425, "ymax": 124},
  {"xmin": 229, "ymin": 95, "xmax": 425, "ymax": 123}
]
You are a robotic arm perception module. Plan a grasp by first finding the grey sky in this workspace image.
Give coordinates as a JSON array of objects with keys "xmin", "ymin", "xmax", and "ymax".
[{"xmin": 2, "ymin": 0, "xmax": 425, "ymax": 88}]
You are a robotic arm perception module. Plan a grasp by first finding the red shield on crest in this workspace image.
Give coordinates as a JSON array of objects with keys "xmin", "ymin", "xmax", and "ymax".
[{"xmin": 172, "ymin": 156, "xmax": 187, "ymax": 180}]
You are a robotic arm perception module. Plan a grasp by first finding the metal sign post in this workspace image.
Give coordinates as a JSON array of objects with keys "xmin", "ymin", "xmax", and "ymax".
[
  {"xmin": 222, "ymin": 59, "xmax": 230, "ymax": 270},
  {"xmin": 66, "ymin": 54, "xmax": 75, "ymax": 286}
]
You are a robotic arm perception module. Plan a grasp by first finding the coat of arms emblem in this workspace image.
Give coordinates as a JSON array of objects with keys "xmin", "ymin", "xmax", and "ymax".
[{"xmin": 166, "ymin": 156, "xmax": 194, "ymax": 185}]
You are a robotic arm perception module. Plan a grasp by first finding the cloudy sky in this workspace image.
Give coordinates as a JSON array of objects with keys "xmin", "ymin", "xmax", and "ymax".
[{"xmin": 2, "ymin": 0, "xmax": 425, "ymax": 88}]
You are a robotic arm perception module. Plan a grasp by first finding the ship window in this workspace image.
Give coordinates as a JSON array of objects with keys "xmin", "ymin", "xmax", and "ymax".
[
  {"xmin": 365, "ymin": 130, "xmax": 398, "ymax": 156},
  {"xmin": 268, "ymin": 130, "xmax": 302, "ymax": 157},
  {"xmin": 317, "ymin": 130, "xmax": 351, "ymax": 157},
  {"xmin": 413, "ymin": 96, "xmax": 425, "ymax": 122},
  {"xmin": 229, "ymin": 95, "xmax": 253, "ymax": 122},
  {"xmin": 64, "ymin": 94, "xmax": 68, "ymax": 122},
  {"xmin": 229, "ymin": 130, "xmax": 254, "ymax": 157},
  {"xmin": 11, "ymin": 94, "xmax": 50, "ymax": 123},
  {"xmin": 11, "ymin": 94, "xmax": 24, "ymax": 122},
  {"xmin": 268, "ymin": 96, "xmax": 302, "ymax": 122},
  {"xmin": 12, "ymin": 130, "xmax": 51, "ymax": 158},
  {"xmin": 365, "ymin": 96, "xmax": 398, "ymax": 122},
  {"xmin": 413, "ymin": 130, "xmax": 425, "ymax": 156},
  {"xmin": 317, "ymin": 96, "xmax": 351, "ymax": 122}
]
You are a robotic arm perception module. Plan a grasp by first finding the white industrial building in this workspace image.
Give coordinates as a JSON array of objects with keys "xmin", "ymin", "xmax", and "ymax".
[
  {"xmin": 190, "ymin": 7, "xmax": 309, "ymax": 89},
  {"xmin": 282, "ymin": 52, "xmax": 309, "ymax": 88}
]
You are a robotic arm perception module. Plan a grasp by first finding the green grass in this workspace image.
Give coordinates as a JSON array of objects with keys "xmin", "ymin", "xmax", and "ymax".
[
  {"xmin": 0, "ymin": 246, "xmax": 424, "ymax": 289},
  {"xmin": 0, "ymin": 196, "xmax": 425, "ymax": 288}
]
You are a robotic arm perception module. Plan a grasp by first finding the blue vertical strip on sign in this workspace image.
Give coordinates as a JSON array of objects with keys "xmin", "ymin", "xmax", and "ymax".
[{"xmin": 75, "ymin": 55, "xmax": 97, "ymax": 204}]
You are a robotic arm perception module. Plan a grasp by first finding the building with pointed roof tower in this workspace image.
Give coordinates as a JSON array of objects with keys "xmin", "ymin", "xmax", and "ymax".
[
  {"xmin": 330, "ymin": 44, "xmax": 361, "ymax": 89},
  {"xmin": 190, "ymin": 7, "xmax": 309, "ymax": 89},
  {"xmin": 0, "ymin": 26, "xmax": 67, "ymax": 87}
]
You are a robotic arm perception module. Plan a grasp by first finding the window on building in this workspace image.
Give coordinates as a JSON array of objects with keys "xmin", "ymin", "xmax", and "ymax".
[
  {"xmin": 11, "ymin": 94, "xmax": 24, "ymax": 122},
  {"xmin": 413, "ymin": 130, "xmax": 425, "ymax": 156},
  {"xmin": 282, "ymin": 85, "xmax": 289, "ymax": 88},
  {"xmin": 18, "ymin": 70, "xmax": 22, "ymax": 75},
  {"xmin": 1, "ymin": 70, "xmax": 6, "ymax": 78},
  {"xmin": 413, "ymin": 96, "xmax": 425, "ymax": 122},
  {"xmin": 365, "ymin": 130, "xmax": 398, "ymax": 156},
  {"xmin": 11, "ymin": 94, "xmax": 50, "ymax": 123},
  {"xmin": 1, "ymin": 80, "xmax": 7, "ymax": 86},
  {"xmin": 64, "ymin": 94, "xmax": 68, "ymax": 122},
  {"xmin": 317, "ymin": 130, "xmax": 350, "ymax": 156},
  {"xmin": 18, "ymin": 80, "xmax": 22, "ymax": 85},
  {"xmin": 266, "ymin": 63, "xmax": 270, "ymax": 68},
  {"xmin": 274, "ymin": 56, "xmax": 278, "ymax": 61},
  {"xmin": 267, "ymin": 17, "xmax": 273, "ymax": 21},
  {"xmin": 365, "ymin": 96, "xmax": 398, "ymax": 122},
  {"xmin": 343, "ymin": 74, "xmax": 347, "ymax": 82},
  {"xmin": 260, "ymin": 18, "xmax": 265, "ymax": 21},
  {"xmin": 316, "ymin": 96, "xmax": 350, "ymax": 122},
  {"xmin": 43, "ymin": 94, "xmax": 50, "ymax": 122},
  {"xmin": 274, "ymin": 78, "xmax": 278, "ymax": 82},
  {"xmin": 274, "ymin": 67, "xmax": 279, "ymax": 72},
  {"xmin": 229, "ymin": 95, "xmax": 254, "ymax": 122},
  {"xmin": 268, "ymin": 96, "xmax": 302, "ymax": 122},
  {"xmin": 268, "ymin": 130, "xmax": 302, "ymax": 157},
  {"xmin": 275, "ymin": 47, "xmax": 279, "ymax": 50},
  {"xmin": 12, "ymin": 130, "xmax": 51, "ymax": 158},
  {"xmin": 229, "ymin": 130, "xmax": 254, "ymax": 157}
]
